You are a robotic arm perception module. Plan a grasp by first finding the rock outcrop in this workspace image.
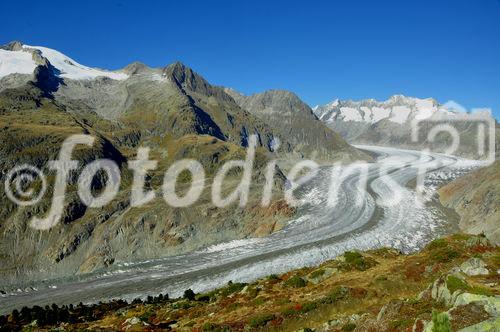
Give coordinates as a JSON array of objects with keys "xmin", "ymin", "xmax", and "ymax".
[
  {"xmin": 226, "ymin": 88, "xmax": 368, "ymax": 162},
  {"xmin": 439, "ymin": 160, "xmax": 500, "ymax": 245}
]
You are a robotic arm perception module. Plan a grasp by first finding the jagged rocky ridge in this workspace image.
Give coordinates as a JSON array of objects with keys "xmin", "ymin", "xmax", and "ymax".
[{"xmin": 225, "ymin": 88, "xmax": 366, "ymax": 162}]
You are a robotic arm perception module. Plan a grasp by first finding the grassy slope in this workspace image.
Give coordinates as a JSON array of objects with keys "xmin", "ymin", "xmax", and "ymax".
[{"xmin": 3, "ymin": 234, "xmax": 497, "ymax": 331}]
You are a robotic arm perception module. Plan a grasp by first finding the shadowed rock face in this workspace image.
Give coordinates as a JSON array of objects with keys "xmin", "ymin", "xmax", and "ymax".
[
  {"xmin": 0, "ymin": 42, "xmax": 365, "ymax": 283},
  {"xmin": 439, "ymin": 160, "xmax": 500, "ymax": 245}
]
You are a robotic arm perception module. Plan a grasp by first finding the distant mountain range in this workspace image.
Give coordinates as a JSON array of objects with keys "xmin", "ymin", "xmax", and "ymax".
[
  {"xmin": 313, "ymin": 95, "xmax": 499, "ymax": 158},
  {"xmin": 314, "ymin": 95, "xmax": 449, "ymax": 125}
]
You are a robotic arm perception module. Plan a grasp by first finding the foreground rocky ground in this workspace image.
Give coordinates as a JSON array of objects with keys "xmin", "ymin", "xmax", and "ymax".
[{"xmin": 1, "ymin": 233, "xmax": 498, "ymax": 331}]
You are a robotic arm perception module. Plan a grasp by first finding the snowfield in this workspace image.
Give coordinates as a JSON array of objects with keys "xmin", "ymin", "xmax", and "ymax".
[
  {"xmin": 0, "ymin": 49, "xmax": 37, "ymax": 78},
  {"xmin": 0, "ymin": 44, "xmax": 128, "ymax": 80},
  {"xmin": 24, "ymin": 45, "xmax": 129, "ymax": 80}
]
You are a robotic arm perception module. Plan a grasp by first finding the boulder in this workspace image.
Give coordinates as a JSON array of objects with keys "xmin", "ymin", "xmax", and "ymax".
[
  {"xmin": 453, "ymin": 293, "xmax": 500, "ymax": 317},
  {"xmin": 459, "ymin": 258, "xmax": 490, "ymax": 276},
  {"xmin": 458, "ymin": 316, "xmax": 500, "ymax": 331}
]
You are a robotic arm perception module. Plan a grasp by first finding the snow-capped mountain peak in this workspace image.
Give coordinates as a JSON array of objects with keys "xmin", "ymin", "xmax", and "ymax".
[{"xmin": 0, "ymin": 42, "xmax": 128, "ymax": 81}]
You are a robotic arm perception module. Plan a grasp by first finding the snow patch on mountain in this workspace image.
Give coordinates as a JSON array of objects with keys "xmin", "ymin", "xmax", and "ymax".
[
  {"xmin": 389, "ymin": 105, "xmax": 411, "ymax": 124},
  {"xmin": 414, "ymin": 99, "xmax": 436, "ymax": 119},
  {"xmin": 0, "ymin": 49, "xmax": 37, "ymax": 78},
  {"xmin": 23, "ymin": 45, "xmax": 128, "ymax": 80},
  {"xmin": 0, "ymin": 42, "xmax": 128, "ymax": 81},
  {"xmin": 340, "ymin": 107, "xmax": 364, "ymax": 121},
  {"xmin": 370, "ymin": 106, "xmax": 391, "ymax": 122}
]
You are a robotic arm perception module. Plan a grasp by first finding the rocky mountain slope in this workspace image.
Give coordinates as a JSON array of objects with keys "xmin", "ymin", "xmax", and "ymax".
[
  {"xmin": 225, "ymin": 88, "xmax": 366, "ymax": 162},
  {"xmin": 2, "ymin": 234, "xmax": 498, "ymax": 331},
  {"xmin": 0, "ymin": 42, "xmax": 364, "ymax": 284},
  {"xmin": 439, "ymin": 161, "xmax": 500, "ymax": 245},
  {"xmin": 313, "ymin": 95, "xmax": 499, "ymax": 158}
]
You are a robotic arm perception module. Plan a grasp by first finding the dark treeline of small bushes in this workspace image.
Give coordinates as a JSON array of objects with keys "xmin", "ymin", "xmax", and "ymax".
[
  {"xmin": 1, "ymin": 282, "xmax": 249, "ymax": 329},
  {"xmin": 0, "ymin": 292, "xmax": 170, "ymax": 330}
]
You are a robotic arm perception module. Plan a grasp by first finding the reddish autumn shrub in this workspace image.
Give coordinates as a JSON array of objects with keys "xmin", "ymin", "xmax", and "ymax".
[{"xmin": 405, "ymin": 262, "xmax": 426, "ymax": 281}]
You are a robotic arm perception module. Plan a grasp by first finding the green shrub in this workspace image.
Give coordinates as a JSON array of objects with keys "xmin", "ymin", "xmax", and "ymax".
[
  {"xmin": 427, "ymin": 239, "xmax": 448, "ymax": 250},
  {"xmin": 249, "ymin": 314, "xmax": 275, "ymax": 328},
  {"xmin": 406, "ymin": 298, "xmax": 420, "ymax": 305},
  {"xmin": 492, "ymin": 255, "xmax": 500, "ymax": 267},
  {"xmin": 431, "ymin": 310, "xmax": 451, "ymax": 332},
  {"xmin": 183, "ymin": 289, "xmax": 196, "ymax": 301},
  {"xmin": 471, "ymin": 286, "xmax": 493, "ymax": 296},
  {"xmin": 202, "ymin": 290, "xmax": 219, "ymax": 302},
  {"xmin": 196, "ymin": 295, "xmax": 211, "ymax": 302},
  {"xmin": 280, "ymin": 301, "xmax": 317, "ymax": 316},
  {"xmin": 299, "ymin": 302, "xmax": 317, "ymax": 313},
  {"xmin": 450, "ymin": 234, "xmax": 471, "ymax": 242},
  {"xmin": 246, "ymin": 286, "xmax": 260, "ymax": 298},
  {"xmin": 220, "ymin": 281, "xmax": 247, "ymax": 297},
  {"xmin": 465, "ymin": 236, "xmax": 490, "ymax": 248},
  {"xmin": 344, "ymin": 251, "xmax": 363, "ymax": 262},
  {"xmin": 342, "ymin": 251, "xmax": 375, "ymax": 271},
  {"xmin": 446, "ymin": 275, "xmax": 469, "ymax": 294},
  {"xmin": 172, "ymin": 301, "xmax": 193, "ymax": 309},
  {"xmin": 253, "ymin": 297, "xmax": 266, "ymax": 306},
  {"xmin": 202, "ymin": 322, "xmax": 215, "ymax": 331},
  {"xmin": 275, "ymin": 297, "xmax": 291, "ymax": 305},
  {"xmin": 284, "ymin": 275, "xmax": 307, "ymax": 288},
  {"xmin": 310, "ymin": 269, "xmax": 325, "ymax": 279},
  {"xmin": 281, "ymin": 306, "xmax": 297, "ymax": 317},
  {"xmin": 341, "ymin": 322, "xmax": 356, "ymax": 331},
  {"xmin": 202, "ymin": 322, "xmax": 230, "ymax": 332},
  {"xmin": 226, "ymin": 303, "xmax": 241, "ymax": 312},
  {"xmin": 389, "ymin": 318, "xmax": 413, "ymax": 329},
  {"xmin": 427, "ymin": 238, "xmax": 461, "ymax": 263},
  {"xmin": 139, "ymin": 310, "xmax": 154, "ymax": 322},
  {"xmin": 321, "ymin": 286, "xmax": 349, "ymax": 304},
  {"xmin": 430, "ymin": 248, "xmax": 460, "ymax": 263}
]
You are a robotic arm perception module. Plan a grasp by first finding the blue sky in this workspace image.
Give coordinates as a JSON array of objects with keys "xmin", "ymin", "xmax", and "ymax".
[{"xmin": 1, "ymin": 0, "xmax": 499, "ymax": 118}]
